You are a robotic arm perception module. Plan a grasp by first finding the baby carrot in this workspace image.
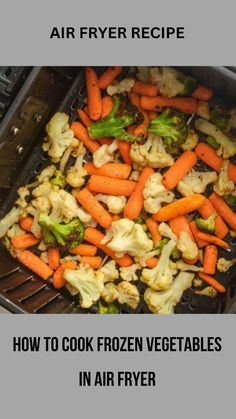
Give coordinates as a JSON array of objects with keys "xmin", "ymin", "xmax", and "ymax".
[
  {"xmin": 84, "ymin": 162, "xmax": 131, "ymax": 179},
  {"xmin": 141, "ymin": 95, "xmax": 198, "ymax": 114},
  {"xmin": 98, "ymin": 137, "xmax": 113, "ymax": 145},
  {"xmin": 146, "ymin": 257, "xmax": 159, "ymax": 268},
  {"xmin": 101, "ymin": 96, "xmax": 113, "ymax": 118},
  {"xmin": 75, "ymin": 188, "xmax": 112, "ymax": 229},
  {"xmin": 88, "ymin": 175, "xmax": 137, "ymax": 196},
  {"xmin": 189, "ymin": 221, "xmax": 209, "ymax": 248},
  {"xmin": 209, "ymin": 192, "xmax": 236, "ymax": 231},
  {"xmin": 169, "ymin": 215, "xmax": 195, "ymax": 242},
  {"xmin": 111, "ymin": 214, "xmax": 121, "ymax": 222},
  {"xmin": 17, "ymin": 250, "xmax": 53, "ymax": 281},
  {"xmin": 134, "ymin": 123, "xmax": 147, "ymax": 140},
  {"xmin": 71, "ymin": 121, "xmax": 100, "ymax": 153},
  {"xmin": 117, "ymin": 140, "xmax": 132, "ymax": 164},
  {"xmin": 69, "ymin": 244, "xmax": 97, "ymax": 256},
  {"xmin": 132, "ymin": 80, "xmax": 158, "ymax": 97},
  {"xmin": 153, "ymin": 194, "xmax": 206, "ymax": 222},
  {"xmin": 19, "ymin": 216, "xmax": 33, "ymax": 232},
  {"xmin": 77, "ymin": 108, "xmax": 92, "ymax": 127},
  {"xmin": 98, "ymin": 66, "xmax": 123, "ymax": 89},
  {"xmin": 85, "ymin": 67, "xmax": 102, "ymax": 120},
  {"xmin": 192, "ymin": 85, "xmax": 213, "ymax": 101},
  {"xmin": 199, "ymin": 272, "xmax": 226, "ymax": 293},
  {"xmin": 124, "ymin": 167, "xmax": 154, "ymax": 220},
  {"xmin": 203, "ymin": 245, "xmax": 218, "ymax": 275},
  {"xmin": 53, "ymin": 261, "xmax": 77, "ymax": 289},
  {"xmin": 162, "ymin": 151, "xmax": 197, "ymax": 190},
  {"xmin": 48, "ymin": 248, "xmax": 60, "ymax": 271},
  {"xmin": 196, "ymin": 231, "xmax": 229, "ymax": 249},
  {"xmin": 146, "ymin": 218, "xmax": 161, "ymax": 244},
  {"xmin": 11, "ymin": 234, "xmax": 39, "ymax": 249},
  {"xmin": 80, "ymin": 256, "xmax": 102, "ymax": 269},
  {"xmin": 198, "ymin": 198, "xmax": 229, "ymax": 239}
]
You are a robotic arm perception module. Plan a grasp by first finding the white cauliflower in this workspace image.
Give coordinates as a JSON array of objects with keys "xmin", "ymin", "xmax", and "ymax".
[
  {"xmin": 195, "ymin": 287, "xmax": 217, "ymax": 298},
  {"xmin": 43, "ymin": 112, "xmax": 77, "ymax": 162},
  {"xmin": 181, "ymin": 130, "xmax": 199, "ymax": 151},
  {"xmin": 136, "ymin": 67, "xmax": 150, "ymax": 83},
  {"xmin": 101, "ymin": 283, "xmax": 119, "ymax": 303},
  {"xmin": 130, "ymin": 134, "xmax": 173, "ymax": 169},
  {"xmin": 196, "ymin": 101, "xmax": 210, "ymax": 120},
  {"xmin": 158, "ymin": 222, "xmax": 177, "ymax": 241},
  {"xmin": 177, "ymin": 231, "xmax": 198, "ymax": 260},
  {"xmin": 150, "ymin": 67, "xmax": 186, "ymax": 98},
  {"xmin": 119, "ymin": 264, "xmax": 139, "ymax": 282},
  {"xmin": 16, "ymin": 187, "xmax": 30, "ymax": 209},
  {"xmin": 49, "ymin": 190, "xmax": 84, "ymax": 222},
  {"xmin": 129, "ymin": 170, "xmax": 141, "ymax": 181},
  {"xmin": 217, "ymin": 257, "xmax": 236, "ymax": 273},
  {"xmin": 95, "ymin": 194, "xmax": 126, "ymax": 214},
  {"xmin": 176, "ymin": 260, "xmax": 202, "ymax": 272},
  {"xmin": 195, "ymin": 118, "xmax": 236, "ymax": 158},
  {"xmin": 141, "ymin": 239, "xmax": 176, "ymax": 291},
  {"xmin": 107, "ymin": 78, "xmax": 135, "ymax": 95},
  {"xmin": 7, "ymin": 224, "xmax": 25, "ymax": 239},
  {"xmin": 213, "ymin": 160, "xmax": 234, "ymax": 196},
  {"xmin": 107, "ymin": 219, "xmax": 153, "ymax": 258},
  {"xmin": 66, "ymin": 142, "xmax": 87, "ymax": 188},
  {"xmin": 100, "ymin": 260, "xmax": 119, "ymax": 283},
  {"xmin": 32, "ymin": 181, "xmax": 58, "ymax": 199},
  {"xmin": 177, "ymin": 169, "xmax": 217, "ymax": 197},
  {"xmin": 37, "ymin": 165, "xmax": 56, "ymax": 183},
  {"xmin": 32, "ymin": 197, "xmax": 51, "ymax": 214},
  {"xmin": 0, "ymin": 207, "xmax": 21, "ymax": 238},
  {"xmin": 117, "ymin": 281, "xmax": 140, "ymax": 310},
  {"xmin": 143, "ymin": 173, "xmax": 174, "ymax": 214},
  {"xmin": 144, "ymin": 272, "xmax": 194, "ymax": 314},
  {"xmin": 26, "ymin": 205, "xmax": 41, "ymax": 238},
  {"xmin": 93, "ymin": 140, "xmax": 118, "ymax": 168}
]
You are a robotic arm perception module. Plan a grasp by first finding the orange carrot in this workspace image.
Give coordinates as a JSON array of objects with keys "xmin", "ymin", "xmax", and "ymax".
[
  {"xmin": 84, "ymin": 227, "xmax": 133, "ymax": 267},
  {"xmin": 146, "ymin": 257, "xmax": 159, "ymax": 268},
  {"xmin": 117, "ymin": 140, "xmax": 132, "ymax": 164},
  {"xmin": 80, "ymin": 256, "xmax": 102, "ymax": 269},
  {"xmin": 19, "ymin": 216, "xmax": 33, "ymax": 232},
  {"xmin": 146, "ymin": 218, "xmax": 161, "ymax": 244},
  {"xmin": 98, "ymin": 66, "xmax": 123, "ymax": 89},
  {"xmin": 162, "ymin": 151, "xmax": 197, "ymax": 190},
  {"xmin": 48, "ymin": 248, "xmax": 60, "ymax": 270},
  {"xmin": 85, "ymin": 67, "xmax": 102, "ymax": 120},
  {"xmin": 17, "ymin": 250, "xmax": 53, "ymax": 280},
  {"xmin": 69, "ymin": 244, "xmax": 97, "ymax": 256},
  {"xmin": 101, "ymin": 96, "xmax": 113, "ymax": 118},
  {"xmin": 84, "ymin": 162, "xmax": 131, "ymax": 179},
  {"xmin": 98, "ymin": 137, "xmax": 113, "ymax": 145},
  {"xmin": 153, "ymin": 194, "xmax": 205, "ymax": 222},
  {"xmin": 198, "ymin": 198, "xmax": 229, "ymax": 239},
  {"xmin": 192, "ymin": 85, "xmax": 213, "ymax": 101},
  {"xmin": 77, "ymin": 108, "xmax": 92, "ymax": 127},
  {"xmin": 124, "ymin": 167, "xmax": 154, "ymax": 220},
  {"xmin": 196, "ymin": 231, "xmax": 229, "ymax": 249},
  {"xmin": 134, "ymin": 123, "xmax": 147, "ymax": 140},
  {"xmin": 149, "ymin": 111, "xmax": 158, "ymax": 120},
  {"xmin": 169, "ymin": 215, "xmax": 195, "ymax": 242},
  {"xmin": 75, "ymin": 188, "xmax": 112, "ymax": 229},
  {"xmin": 199, "ymin": 272, "xmax": 226, "ymax": 293},
  {"xmin": 53, "ymin": 261, "xmax": 77, "ymax": 289},
  {"xmin": 189, "ymin": 221, "xmax": 208, "ymax": 248},
  {"xmin": 71, "ymin": 121, "xmax": 100, "ymax": 153},
  {"xmin": 88, "ymin": 175, "xmax": 137, "ymax": 196},
  {"xmin": 11, "ymin": 234, "xmax": 39, "ymax": 249},
  {"xmin": 141, "ymin": 95, "xmax": 198, "ymax": 114},
  {"xmin": 128, "ymin": 92, "xmax": 149, "ymax": 125},
  {"xmin": 203, "ymin": 245, "xmax": 217, "ymax": 275},
  {"xmin": 209, "ymin": 192, "xmax": 236, "ymax": 231},
  {"xmin": 132, "ymin": 80, "xmax": 158, "ymax": 97},
  {"xmin": 182, "ymin": 255, "xmax": 199, "ymax": 265}
]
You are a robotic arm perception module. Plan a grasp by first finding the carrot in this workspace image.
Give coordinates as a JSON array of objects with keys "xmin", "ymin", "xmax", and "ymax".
[
  {"xmin": 98, "ymin": 66, "xmax": 123, "ymax": 89},
  {"xmin": 182, "ymin": 255, "xmax": 199, "ymax": 265},
  {"xmin": 53, "ymin": 261, "xmax": 77, "ymax": 289},
  {"xmin": 199, "ymin": 272, "xmax": 226, "ymax": 293},
  {"xmin": 71, "ymin": 121, "xmax": 100, "ymax": 153},
  {"xmin": 189, "ymin": 221, "xmax": 209, "ymax": 248},
  {"xmin": 111, "ymin": 214, "xmax": 121, "ymax": 222},
  {"xmin": 132, "ymin": 80, "xmax": 158, "ymax": 97},
  {"xmin": 17, "ymin": 250, "xmax": 53, "ymax": 281},
  {"xmin": 203, "ymin": 245, "xmax": 217, "ymax": 275},
  {"xmin": 209, "ymin": 192, "xmax": 236, "ymax": 231},
  {"xmin": 84, "ymin": 227, "xmax": 133, "ymax": 267},
  {"xmin": 169, "ymin": 215, "xmax": 195, "ymax": 242},
  {"xmin": 192, "ymin": 85, "xmax": 213, "ymax": 101},
  {"xmin": 98, "ymin": 137, "xmax": 113, "ymax": 145},
  {"xmin": 134, "ymin": 123, "xmax": 147, "ymax": 140},
  {"xmin": 88, "ymin": 175, "xmax": 137, "ymax": 196},
  {"xmin": 162, "ymin": 151, "xmax": 197, "ymax": 190},
  {"xmin": 149, "ymin": 111, "xmax": 158, "ymax": 120},
  {"xmin": 146, "ymin": 218, "xmax": 161, "ymax": 244},
  {"xmin": 11, "ymin": 234, "xmax": 39, "ymax": 249},
  {"xmin": 19, "ymin": 216, "xmax": 33, "ymax": 232},
  {"xmin": 196, "ymin": 231, "xmax": 229, "ymax": 249},
  {"xmin": 146, "ymin": 257, "xmax": 159, "ymax": 268},
  {"xmin": 128, "ymin": 92, "xmax": 149, "ymax": 125},
  {"xmin": 84, "ymin": 162, "xmax": 131, "ymax": 179},
  {"xmin": 101, "ymin": 96, "xmax": 113, "ymax": 118},
  {"xmin": 75, "ymin": 188, "xmax": 112, "ymax": 229},
  {"xmin": 117, "ymin": 140, "xmax": 132, "ymax": 164},
  {"xmin": 77, "ymin": 109, "xmax": 92, "ymax": 127},
  {"xmin": 80, "ymin": 256, "xmax": 102, "ymax": 269},
  {"xmin": 153, "ymin": 194, "xmax": 206, "ymax": 222},
  {"xmin": 85, "ymin": 67, "xmax": 102, "ymax": 121},
  {"xmin": 48, "ymin": 248, "xmax": 60, "ymax": 270},
  {"xmin": 140, "ymin": 95, "xmax": 198, "ymax": 114},
  {"xmin": 124, "ymin": 167, "xmax": 154, "ymax": 220},
  {"xmin": 198, "ymin": 198, "xmax": 229, "ymax": 239},
  {"xmin": 69, "ymin": 244, "xmax": 97, "ymax": 256}
]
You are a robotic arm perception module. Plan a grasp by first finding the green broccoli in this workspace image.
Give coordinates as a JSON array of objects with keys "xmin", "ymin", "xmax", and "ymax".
[
  {"xmin": 206, "ymin": 136, "xmax": 220, "ymax": 150},
  {"xmin": 176, "ymin": 71, "xmax": 198, "ymax": 96},
  {"xmin": 210, "ymin": 107, "xmax": 228, "ymax": 131},
  {"xmin": 98, "ymin": 301, "xmax": 118, "ymax": 314},
  {"xmin": 50, "ymin": 170, "xmax": 66, "ymax": 188},
  {"xmin": 154, "ymin": 237, "xmax": 169, "ymax": 252},
  {"xmin": 195, "ymin": 212, "xmax": 217, "ymax": 234},
  {"xmin": 88, "ymin": 95, "xmax": 143, "ymax": 142},
  {"xmin": 225, "ymin": 195, "xmax": 236, "ymax": 206},
  {"xmin": 38, "ymin": 214, "xmax": 84, "ymax": 249}
]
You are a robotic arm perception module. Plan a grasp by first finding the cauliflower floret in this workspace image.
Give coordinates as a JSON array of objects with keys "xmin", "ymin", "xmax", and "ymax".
[
  {"xmin": 37, "ymin": 165, "xmax": 56, "ymax": 183},
  {"xmin": 130, "ymin": 134, "xmax": 174, "ymax": 169},
  {"xmin": 32, "ymin": 182, "xmax": 59, "ymax": 199},
  {"xmin": 0, "ymin": 207, "xmax": 21, "ymax": 238},
  {"xmin": 177, "ymin": 169, "xmax": 217, "ymax": 197},
  {"xmin": 143, "ymin": 173, "xmax": 174, "ymax": 214},
  {"xmin": 141, "ymin": 239, "xmax": 177, "ymax": 291},
  {"xmin": 49, "ymin": 190, "xmax": 84, "ymax": 222},
  {"xmin": 129, "ymin": 170, "xmax": 141, "ymax": 181},
  {"xmin": 181, "ymin": 130, "xmax": 199, "ymax": 151},
  {"xmin": 101, "ymin": 282, "xmax": 119, "ymax": 303},
  {"xmin": 217, "ymin": 257, "xmax": 236, "ymax": 272},
  {"xmin": 66, "ymin": 143, "xmax": 87, "ymax": 188},
  {"xmin": 43, "ymin": 112, "xmax": 76, "ymax": 162},
  {"xmin": 7, "ymin": 224, "xmax": 25, "ymax": 239},
  {"xmin": 100, "ymin": 260, "xmax": 119, "ymax": 283},
  {"xmin": 95, "ymin": 194, "xmax": 126, "ymax": 214},
  {"xmin": 26, "ymin": 205, "xmax": 41, "ymax": 238},
  {"xmin": 195, "ymin": 287, "xmax": 217, "ymax": 298},
  {"xmin": 144, "ymin": 272, "xmax": 194, "ymax": 314},
  {"xmin": 196, "ymin": 101, "xmax": 210, "ymax": 120},
  {"xmin": 16, "ymin": 187, "xmax": 30, "ymax": 209},
  {"xmin": 195, "ymin": 118, "xmax": 236, "ymax": 158},
  {"xmin": 120, "ymin": 264, "xmax": 139, "ymax": 282},
  {"xmin": 93, "ymin": 140, "xmax": 118, "ymax": 168},
  {"xmin": 32, "ymin": 197, "xmax": 51, "ymax": 214},
  {"xmin": 63, "ymin": 265, "xmax": 104, "ymax": 308},
  {"xmin": 107, "ymin": 219, "xmax": 153, "ymax": 258},
  {"xmin": 213, "ymin": 160, "xmax": 234, "ymax": 196},
  {"xmin": 107, "ymin": 78, "xmax": 135, "ymax": 95},
  {"xmin": 158, "ymin": 222, "xmax": 177, "ymax": 241},
  {"xmin": 136, "ymin": 67, "xmax": 150, "ymax": 83},
  {"xmin": 177, "ymin": 231, "xmax": 198, "ymax": 260},
  {"xmin": 176, "ymin": 259, "xmax": 203, "ymax": 272},
  {"xmin": 117, "ymin": 281, "xmax": 140, "ymax": 310},
  {"xmin": 150, "ymin": 67, "xmax": 185, "ymax": 98}
]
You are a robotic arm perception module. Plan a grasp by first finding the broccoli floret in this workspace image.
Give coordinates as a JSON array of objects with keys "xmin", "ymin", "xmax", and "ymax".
[
  {"xmin": 210, "ymin": 108, "xmax": 228, "ymax": 131},
  {"xmin": 195, "ymin": 212, "xmax": 217, "ymax": 234},
  {"xmin": 98, "ymin": 301, "xmax": 118, "ymax": 314},
  {"xmin": 225, "ymin": 195, "xmax": 236, "ymax": 206},
  {"xmin": 176, "ymin": 72, "xmax": 198, "ymax": 96},
  {"xmin": 39, "ymin": 213, "xmax": 84, "ymax": 249},
  {"xmin": 206, "ymin": 136, "xmax": 220, "ymax": 150},
  {"xmin": 88, "ymin": 95, "xmax": 143, "ymax": 142},
  {"xmin": 155, "ymin": 237, "xmax": 169, "ymax": 252},
  {"xmin": 50, "ymin": 170, "xmax": 66, "ymax": 188},
  {"xmin": 171, "ymin": 246, "xmax": 181, "ymax": 261}
]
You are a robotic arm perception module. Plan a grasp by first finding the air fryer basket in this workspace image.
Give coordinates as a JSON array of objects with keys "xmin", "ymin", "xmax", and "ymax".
[{"xmin": 0, "ymin": 66, "xmax": 236, "ymax": 314}]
